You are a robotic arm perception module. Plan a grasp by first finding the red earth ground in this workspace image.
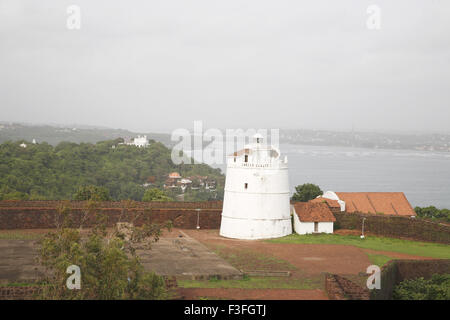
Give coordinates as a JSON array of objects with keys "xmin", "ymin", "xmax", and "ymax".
[
  {"xmin": 182, "ymin": 229, "xmax": 431, "ymax": 275},
  {"xmin": 1, "ymin": 228, "xmax": 433, "ymax": 300},
  {"xmin": 178, "ymin": 288, "xmax": 328, "ymax": 300},
  {"xmin": 177, "ymin": 229, "xmax": 433, "ymax": 300}
]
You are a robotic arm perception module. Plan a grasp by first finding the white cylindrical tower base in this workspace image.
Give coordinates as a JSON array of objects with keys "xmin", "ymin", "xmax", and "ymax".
[
  {"xmin": 219, "ymin": 134, "xmax": 292, "ymax": 240},
  {"xmin": 220, "ymin": 216, "xmax": 292, "ymax": 240}
]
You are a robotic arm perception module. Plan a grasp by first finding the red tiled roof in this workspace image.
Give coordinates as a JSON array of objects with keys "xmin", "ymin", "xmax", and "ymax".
[
  {"xmin": 168, "ymin": 172, "xmax": 181, "ymax": 178},
  {"xmin": 310, "ymin": 197, "xmax": 341, "ymax": 208},
  {"xmin": 335, "ymin": 192, "xmax": 415, "ymax": 216},
  {"xmin": 230, "ymin": 148, "xmax": 251, "ymax": 157},
  {"xmin": 293, "ymin": 202, "xmax": 336, "ymax": 222}
]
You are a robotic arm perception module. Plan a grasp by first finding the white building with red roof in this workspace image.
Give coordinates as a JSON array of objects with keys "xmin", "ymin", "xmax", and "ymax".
[
  {"xmin": 168, "ymin": 172, "xmax": 182, "ymax": 179},
  {"xmin": 292, "ymin": 202, "xmax": 336, "ymax": 235},
  {"xmin": 318, "ymin": 191, "xmax": 416, "ymax": 216}
]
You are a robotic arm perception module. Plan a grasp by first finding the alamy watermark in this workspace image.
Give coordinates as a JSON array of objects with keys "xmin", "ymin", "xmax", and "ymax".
[
  {"xmin": 66, "ymin": 264, "xmax": 81, "ymax": 290},
  {"xmin": 366, "ymin": 4, "xmax": 381, "ymax": 30},
  {"xmin": 64, "ymin": 5, "xmax": 381, "ymax": 32},
  {"xmin": 366, "ymin": 265, "xmax": 381, "ymax": 290},
  {"xmin": 170, "ymin": 121, "xmax": 280, "ymax": 166},
  {"xmin": 66, "ymin": 5, "xmax": 81, "ymax": 30}
]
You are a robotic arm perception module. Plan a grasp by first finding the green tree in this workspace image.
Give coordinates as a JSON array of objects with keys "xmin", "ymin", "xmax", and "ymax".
[
  {"xmin": 73, "ymin": 185, "xmax": 111, "ymax": 201},
  {"xmin": 415, "ymin": 206, "xmax": 450, "ymax": 222},
  {"xmin": 184, "ymin": 189, "xmax": 221, "ymax": 201},
  {"xmin": 0, "ymin": 139, "xmax": 225, "ymax": 201},
  {"xmin": 142, "ymin": 188, "xmax": 172, "ymax": 202},
  {"xmin": 291, "ymin": 183, "xmax": 323, "ymax": 202},
  {"xmin": 38, "ymin": 202, "xmax": 171, "ymax": 300}
]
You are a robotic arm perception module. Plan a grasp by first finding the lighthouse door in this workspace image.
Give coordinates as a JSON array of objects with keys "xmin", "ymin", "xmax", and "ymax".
[{"xmin": 314, "ymin": 222, "xmax": 319, "ymax": 233}]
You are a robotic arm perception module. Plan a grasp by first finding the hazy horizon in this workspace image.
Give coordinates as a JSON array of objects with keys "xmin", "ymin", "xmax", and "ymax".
[
  {"xmin": 1, "ymin": 1, "xmax": 450, "ymax": 134},
  {"xmin": 2, "ymin": 119, "xmax": 450, "ymax": 136}
]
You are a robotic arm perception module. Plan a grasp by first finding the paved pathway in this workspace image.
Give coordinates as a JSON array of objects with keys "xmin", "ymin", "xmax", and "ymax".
[
  {"xmin": 138, "ymin": 229, "xmax": 242, "ymax": 279},
  {"xmin": 0, "ymin": 229, "xmax": 242, "ymax": 283},
  {"xmin": 0, "ymin": 240, "xmax": 45, "ymax": 284}
]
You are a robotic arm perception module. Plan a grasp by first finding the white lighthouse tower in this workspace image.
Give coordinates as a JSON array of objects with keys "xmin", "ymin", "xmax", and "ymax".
[{"xmin": 220, "ymin": 134, "xmax": 292, "ymax": 240}]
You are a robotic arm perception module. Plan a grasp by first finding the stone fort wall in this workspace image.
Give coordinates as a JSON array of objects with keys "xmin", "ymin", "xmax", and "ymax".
[
  {"xmin": 333, "ymin": 211, "xmax": 450, "ymax": 244},
  {"xmin": 325, "ymin": 259, "xmax": 450, "ymax": 300},
  {"xmin": 0, "ymin": 201, "xmax": 449, "ymax": 245},
  {"xmin": 0, "ymin": 201, "xmax": 222, "ymax": 229},
  {"xmin": 370, "ymin": 259, "xmax": 450, "ymax": 300}
]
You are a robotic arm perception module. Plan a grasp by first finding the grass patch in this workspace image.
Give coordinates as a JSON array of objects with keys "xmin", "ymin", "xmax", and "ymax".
[
  {"xmin": 0, "ymin": 232, "xmax": 42, "ymax": 240},
  {"xmin": 267, "ymin": 234, "xmax": 450, "ymax": 259},
  {"xmin": 366, "ymin": 253, "xmax": 394, "ymax": 267},
  {"xmin": 1, "ymin": 282, "xmax": 45, "ymax": 287},
  {"xmin": 178, "ymin": 276, "xmax": 322, "ymax": 290},
  {"xmin": 207, "ymin": 244, "xmax": 297, "ymax": 272}
]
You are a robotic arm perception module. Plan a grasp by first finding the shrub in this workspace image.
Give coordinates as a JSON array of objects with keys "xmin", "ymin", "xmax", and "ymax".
[
  {"xmin": 38, "ymin": 201, "xmax": 171, "ymax": 300},
  {"xmin": 73, "ymin": 185, "xmax": 111, "ymax": 201},
  {"xmin": 142, "ymin": 188, "xmax": 172, "ymax": 202},
  {"xmin": 393, "ymin": 274, "xmax": 450, "ymax": 300}
]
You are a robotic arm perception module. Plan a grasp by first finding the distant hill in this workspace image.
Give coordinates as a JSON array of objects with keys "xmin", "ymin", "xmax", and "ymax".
[
  {"xmin": 2, "ymin": 122, "xmax": 448, "ymax": 153},
  {"xmin": 0, "ymin": 122, "xmax": 173, "ymax": 147},
  {"xmin": 281, "ymin": 129, "xmax": 450, "ymax": 152}
]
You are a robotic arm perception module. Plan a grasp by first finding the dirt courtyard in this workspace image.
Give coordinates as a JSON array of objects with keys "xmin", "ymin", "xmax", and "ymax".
[
  {"xmin": 178, "ymin": 287, "xmax": 329, "ymax": 300},
  {"xmin": 0, "ymin": 228, "xmax": 242, "ymax": 284},
  {"xmin": 182, "ymin": 229, "xmax": 373, "ymax": 276},
  {"xmin": 0, "ymin": 239, "xmax": 44, "ymax": 285},
  {"xmin": 0, "ymin": 228, "xmax": 433, "ymax": 300},
  {"xmin": 175, "ymin": 229, "xmax": 436, "ymax": 299},
  {"xmin": 137, "ymin": 229, "xmax": 242, "ymax": 279}
]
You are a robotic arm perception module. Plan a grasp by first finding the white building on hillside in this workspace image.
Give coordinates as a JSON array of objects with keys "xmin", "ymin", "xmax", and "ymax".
[
  {"xmin": 120, "ymin": 135, "xmax": 150, "ymax": 148},
  {"xmin": 131, "ymin": 135, "xmax": 149, "ymax": 147},
  {"xmin": 220, "ymin": 134, "xmax": 292, "ymax": 240}
]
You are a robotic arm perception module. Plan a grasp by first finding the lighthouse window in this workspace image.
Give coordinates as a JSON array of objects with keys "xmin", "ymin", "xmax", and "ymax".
[
  {"xmin": 257, "ymin": 138, "xmax": 260, "ymax": 143},
  {"xmin": 244, "ymin": 155, "xmax": 248, "ymax": 162},
  {"xmin": 244, "ymin": 183, "xmax": 248, "ymax": 189}
]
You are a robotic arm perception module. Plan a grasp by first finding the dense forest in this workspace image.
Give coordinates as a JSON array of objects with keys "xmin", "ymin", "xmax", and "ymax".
[{"xmin": 0, "ymin": 139, "xmax": 224, "ymax": 201}]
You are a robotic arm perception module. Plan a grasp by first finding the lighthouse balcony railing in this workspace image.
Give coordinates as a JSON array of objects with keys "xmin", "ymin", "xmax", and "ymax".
[{"xmin": 226, "ymin": 160, "xmax": 288, "ymax": 169}]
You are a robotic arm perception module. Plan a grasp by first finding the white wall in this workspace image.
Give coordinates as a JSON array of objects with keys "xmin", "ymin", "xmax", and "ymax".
[
  {"xmin": 293, "ymin": 214, "xmax": 314, "ymax": 235},
  {"xmin": 321, "ymin": 191, "xmax": 346, "ymax": 211},
  {"xmin": 293, "ymin": 214, "xmax": 334, "ymax": 235},
  {"xmin": 318, "ymin": 222, "xmax": 334, "ymax": 234},
  {"xmin": 221, "ymin": 216, "xmax": 292, "ymax": 240}
]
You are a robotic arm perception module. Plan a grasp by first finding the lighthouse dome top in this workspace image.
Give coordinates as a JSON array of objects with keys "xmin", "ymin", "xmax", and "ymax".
[
  {"xmin": 253, "ymin": 133, "xmax": 264, "ymax": 144},
  {"xmin": 227, "ymin": 134, "xmax": 287, "ymax": 168}
]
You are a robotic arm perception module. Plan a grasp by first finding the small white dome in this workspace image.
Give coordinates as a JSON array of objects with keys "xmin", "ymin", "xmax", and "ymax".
[{"xmin": 253, "ymin": 133, "xmax": 264, "ymax": 143}]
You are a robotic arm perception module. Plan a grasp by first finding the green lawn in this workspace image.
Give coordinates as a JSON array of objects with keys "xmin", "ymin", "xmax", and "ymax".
[
  {"xmin": 267, "ymin": 234, "xmax": 450, "ymax": 259},
  {"xmin": 366, "ymin": 253, "xmax": 394, "ymax": 267},
  {"xmin": 178, "ymin": 275, "xmax": 322, "ymax": 290},
  {"xmin": 1, "ymin": 282, "xmax": 42, "ymax": 287},
  {"xmin": 207, "ymin": 243, "xmax": 298, "ymax": 272},
  {"xmin": 0, "ymin": 231, "xmax": 42, "ymax": 240}
]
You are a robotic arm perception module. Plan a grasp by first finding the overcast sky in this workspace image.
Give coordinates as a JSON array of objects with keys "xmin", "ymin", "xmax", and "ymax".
[{"xmin": 0, "ymin": 0, "xmax": 449, "ymax": 134}]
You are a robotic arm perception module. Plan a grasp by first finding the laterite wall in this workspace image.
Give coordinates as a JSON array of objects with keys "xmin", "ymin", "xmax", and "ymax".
[
  {"xmin": 334, "ymin": 212, "xmax": 450, "ymax": 244},
  {"xmin": 0, "ymin": 201, "xmax": 222, "ymax": 229},
  {"xmin": 371, "ymin": 259, "xmax": 450, "ymax": 300}
]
